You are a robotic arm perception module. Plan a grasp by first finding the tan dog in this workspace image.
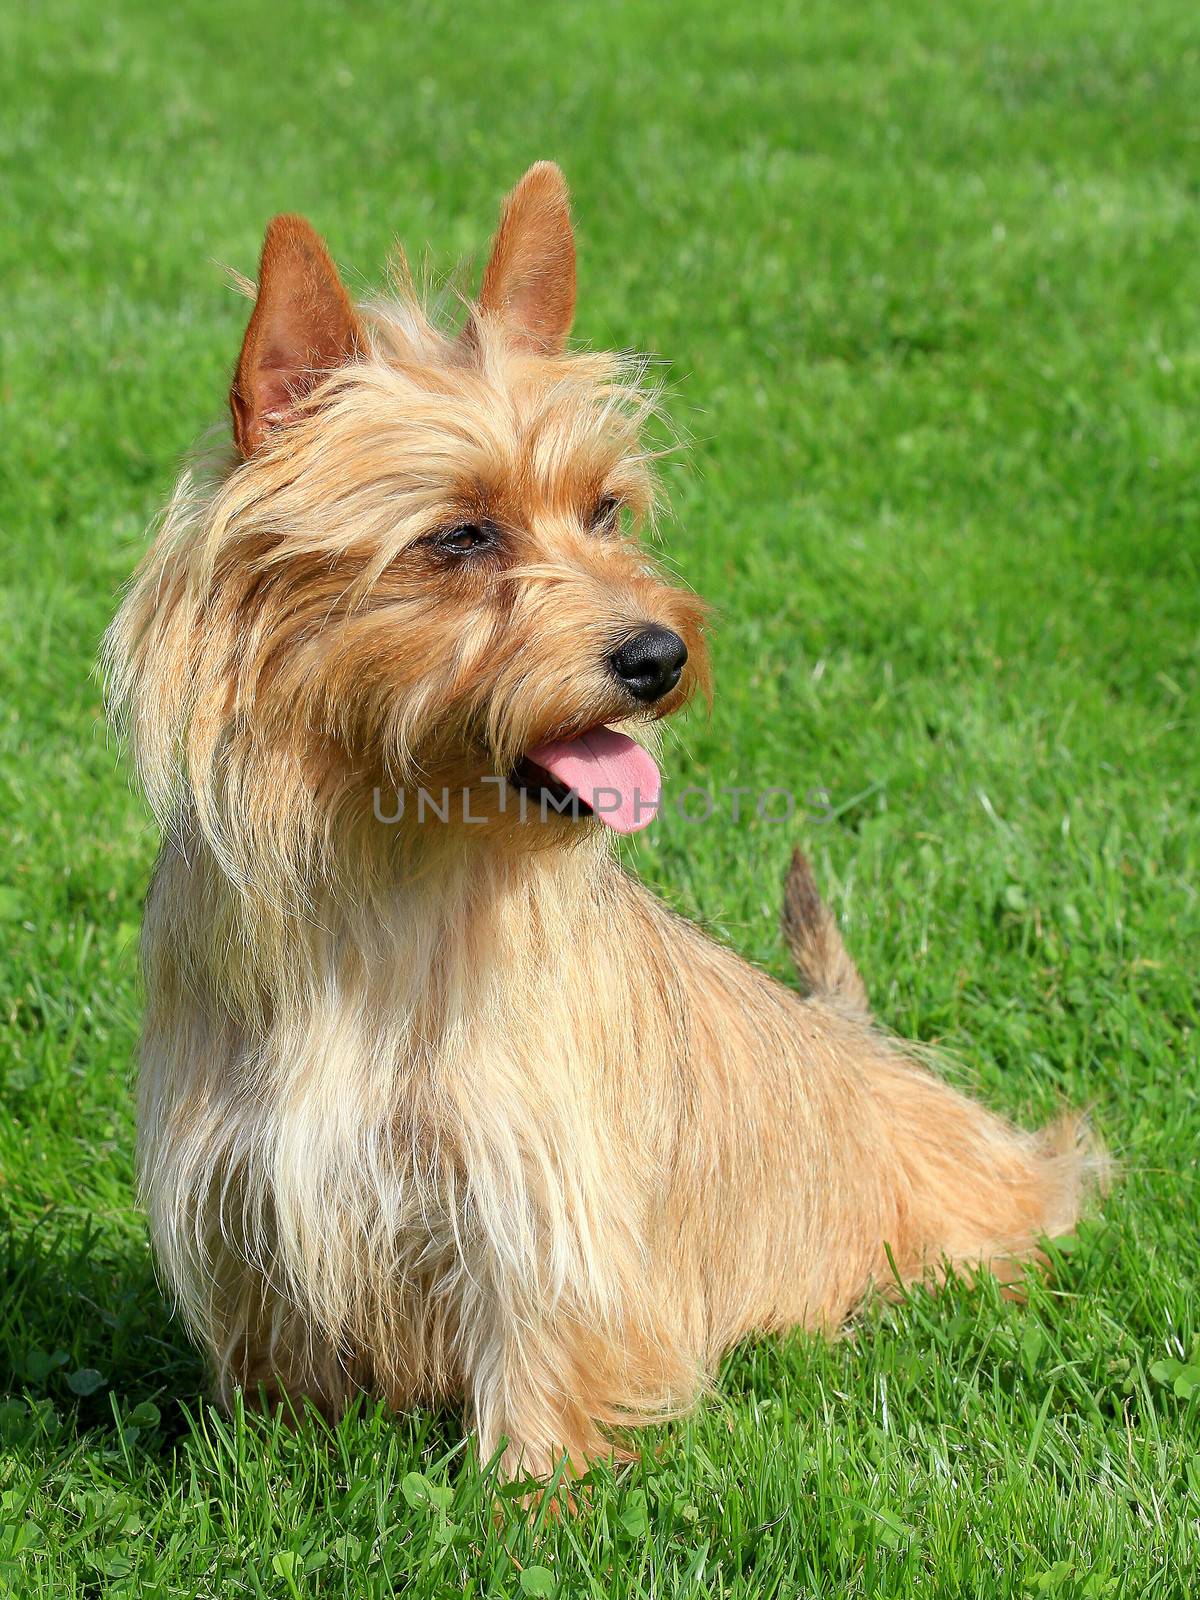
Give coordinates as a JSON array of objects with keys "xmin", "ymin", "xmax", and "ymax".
[{"xmin": 105, "ymin": 164, "xmax": 1100, "ymax": 1479}]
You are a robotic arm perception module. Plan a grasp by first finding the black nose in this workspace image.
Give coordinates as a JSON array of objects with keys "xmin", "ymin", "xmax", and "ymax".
[{"xmin": 609, "ymin": 626, "xmax": 688, "ymax": 703}]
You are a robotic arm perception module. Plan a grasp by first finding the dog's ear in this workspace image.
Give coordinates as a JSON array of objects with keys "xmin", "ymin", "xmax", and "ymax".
[
  {"xmin": 230, "ymin": 215, "xmax": 364, "ymax": 458},
  {"xmin": 475, "ymin": 162, "xmax": 575, "ymax": 354}
]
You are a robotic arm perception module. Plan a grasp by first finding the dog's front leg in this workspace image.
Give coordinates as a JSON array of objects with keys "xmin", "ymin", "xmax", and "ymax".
[
  {"xmin": 450, "ymin": 1224, "xmax": 645, "ymax": 1480},
  {"xmin": 465, "ymin": 1307, "xmax": 620, "ymax": 1481}
]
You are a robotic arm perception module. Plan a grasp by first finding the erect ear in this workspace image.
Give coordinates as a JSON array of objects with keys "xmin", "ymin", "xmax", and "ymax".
[
  {"xmin": 476, "ymin": 162, "xmax": 576, "ymax": 354},
  {"xmin": 230, "ymin": 215, "xmax": 364, "ymax": 458}
]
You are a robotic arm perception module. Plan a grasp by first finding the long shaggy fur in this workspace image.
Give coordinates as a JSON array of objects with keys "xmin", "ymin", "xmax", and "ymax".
[{"xmin": 105, "ymin": 166, "xmax": 1103, "ymax": 1479}]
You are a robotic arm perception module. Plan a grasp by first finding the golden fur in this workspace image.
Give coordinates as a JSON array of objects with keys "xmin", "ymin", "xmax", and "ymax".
[{"xmin": 104, "ymin": 164, "xmax": 1102, "ymax": 1479}]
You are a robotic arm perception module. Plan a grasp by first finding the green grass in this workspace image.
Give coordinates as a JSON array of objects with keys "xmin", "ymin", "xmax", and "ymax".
[{"xmin": 2, "ymin": 0, "xmax": 1199, "ymax": 1592}]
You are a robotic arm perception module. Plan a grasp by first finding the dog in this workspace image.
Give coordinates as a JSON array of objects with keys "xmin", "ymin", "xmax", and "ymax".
[{"xmin": 104, "ymin": 162, "xmax": 1101, "ymax": 1480}]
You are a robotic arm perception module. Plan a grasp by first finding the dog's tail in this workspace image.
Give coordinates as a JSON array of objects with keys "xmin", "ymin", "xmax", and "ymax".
[{"xmin": 781, "ymin": 849, "xmax": 872, "ymax": 1021}]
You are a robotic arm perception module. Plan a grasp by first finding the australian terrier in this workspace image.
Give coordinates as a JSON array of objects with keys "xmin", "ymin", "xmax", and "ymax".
[{"xmin": 105, "ymin": 163, "xmax": 1101, "ymax": 1479}]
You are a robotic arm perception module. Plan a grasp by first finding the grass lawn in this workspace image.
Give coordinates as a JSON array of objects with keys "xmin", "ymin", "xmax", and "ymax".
[{"xmin": 2, "ymin": 0, "xmax": 1199, "ymax": 1592}]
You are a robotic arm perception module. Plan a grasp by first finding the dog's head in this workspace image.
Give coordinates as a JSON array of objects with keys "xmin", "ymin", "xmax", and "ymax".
[{"xmin": 107, "ymin": 164, "xmax": 708, "ymax": 877}]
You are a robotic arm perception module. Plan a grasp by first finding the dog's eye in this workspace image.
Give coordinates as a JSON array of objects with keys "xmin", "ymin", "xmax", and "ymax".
[
  {"xmin": 435, "ymin": 522, "xmax": 496, "ymax": 556},
  {"xmin": 591, "ymin": 496, "xmax": 622, "ymax": 534}
]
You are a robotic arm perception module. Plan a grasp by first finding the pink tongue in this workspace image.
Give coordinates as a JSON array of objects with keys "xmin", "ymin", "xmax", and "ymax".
[{"xmin": 524, "ymin": 726, "xmax": 662, "ymax": 833}]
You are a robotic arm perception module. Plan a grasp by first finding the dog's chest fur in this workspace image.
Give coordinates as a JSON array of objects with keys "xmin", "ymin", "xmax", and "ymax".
[{"xmin": 138, "ymin": 834, "xmax": 691, "ymax": 1403}]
